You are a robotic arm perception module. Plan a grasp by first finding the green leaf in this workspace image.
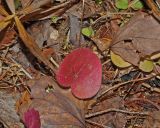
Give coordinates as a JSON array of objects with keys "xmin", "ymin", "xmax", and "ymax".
[
  {"xmin": 51, "ymin": 16, "xmax": 59, "ymax": 24},
  {"xmin": 95, "ymin": 0, "xmax": 103, "ymax": 4},
  {"xmin": 139, "ymin": 59, "xmax": 154, "ymax": 72},
  {"xmin": 110, "ymin": 51, "xmax": 131, "ymax": 68},
  {"xmin": 115, "ymin": 0, "xmax": 128, "ymax": 9},
  {"xmin": 81, "ymin": 27, "xmax": 94, "ymax": 37},
  {"xmin": 14, "ymin": 0, "xmax": 21, "ymax": 10},
  {"xmin": 131, "ymin": 0, "xmax": 144, "ymax": 10}
]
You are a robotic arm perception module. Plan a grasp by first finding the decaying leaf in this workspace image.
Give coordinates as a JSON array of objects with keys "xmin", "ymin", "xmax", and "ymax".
[
  {"xmin": 56, "ymin": 48, "xmax": 102, "ymax": 99},
  {"xmin": 14, "ymin": 16, "xmax": 57, "ymax": 73},
  {"xmin": 111, "ymin": 12, "xmax": 160, "ymax": 66},
  {"xmin": 18, "ymin": 76, "xmax": 85, "ymax": 128},
  {"xmin": 0, "ymin": 28, "xmax": 16, "ymax": 49}
]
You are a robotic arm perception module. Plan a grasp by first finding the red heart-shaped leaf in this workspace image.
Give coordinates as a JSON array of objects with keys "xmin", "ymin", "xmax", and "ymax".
[
  {"xmin": 24, "ymin": 108, "xmax": 41, "ymax": 128},
  {"xmin": 56, "ymin": 48, "xmax": 102, "ymax": 99}
]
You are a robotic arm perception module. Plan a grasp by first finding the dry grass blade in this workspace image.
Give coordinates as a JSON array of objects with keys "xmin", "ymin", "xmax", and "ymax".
[
  {"xmin": 5, "ymin": 0, "xmax": 15, "ymax": 14},
  {"xmin": 0, "ymin": 5, "xmax": 9, "ymax": 16},
  {"xmin": 0, "ymin": 15, "xmax": 14, "ymax": 31},
  {"xmin": 14, "ymin": 16, "xmax": 57, "ymax": 74}
]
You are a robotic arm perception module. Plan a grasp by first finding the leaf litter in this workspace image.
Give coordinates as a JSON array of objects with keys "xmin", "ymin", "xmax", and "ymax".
[{"xmin": 0, "ymin": 0, "xmax": 160, "ymax": 128}]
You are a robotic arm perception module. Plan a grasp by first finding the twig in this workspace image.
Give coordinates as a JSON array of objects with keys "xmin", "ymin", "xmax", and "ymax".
[
  {"xmin": 85, "ymin": 108, "xmax": 148, "ymax": 119},
  {"xmin": 0, "ymin": 117, "xmax": 10, "ymax": 128},
  {"xmin": 142, "ymin": 83, "xmax": 160, "ymax": 93},
  {"xmin": 123, "ymin": 72, "xmax": 142, "ymax": 99},
  {"xmin": 97, "ymin": 74, "xmax": 158, "ymax": 99},
  {"xmin": 10, "ymin": 57, "xmax": 33, "ymax": 79},
  {"xmin": 86, "ymin": 120, "xmax": 109, "ymax": 128},
  {"xmin": 50, "ymin": 57, "xmax": 59, "ymax": 68},
  {"xmin": 126, "ymin": 98, "xmax": 160, "ymax": 110}
]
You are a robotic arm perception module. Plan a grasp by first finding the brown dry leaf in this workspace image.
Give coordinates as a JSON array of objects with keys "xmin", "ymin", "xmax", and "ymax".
[
  {"xmin": 18, "ymin": 76, "xmax": 85, "ymax": 128},
  {"xmin": 42, "ymin": 47, "xmax": 55, "ymax": 59},
  {"xmin": 14, "ymin": 16, "xmax": 57, "ymax": 73},
  {"xmin": 16, "ymin": 91, "xmax": 31, "ymax": 112},
  {"xmin": 111, "ymin": 12, "xmax": 160, "ymax": 66},
  {"xmin": 93, "ymin": 22, "xmax": 118, "ymax": 51},
  {"xmin": 20, "ymin": 0, "xmax": 79, "ymax": 21},
  {"xmin": 0, "ymin": 28, "xmax": 16, "ymax": 49},
  {"xmin": 143, "ymin": 111, "xmax": 160, "ymax": 128},
  {"xmin": 92, "ymin": 37, "xmax": 112, "ymax": 52},
  {"xmin": 27, "ymin": 20, "xmax": 59, "ymax": 48}
]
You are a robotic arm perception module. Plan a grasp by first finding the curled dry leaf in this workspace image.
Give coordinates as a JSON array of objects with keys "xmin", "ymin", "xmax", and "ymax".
[
  {"xmin": 56, "ymin": 48, "xmax": 102, "ymax": 99},
  {"xmin": 18, "ymin": 76, "xmax": 85, "ymax": 128},
  {"xmin": 111, "ymin": 12, "xmax": 160, "ymax": 66}
]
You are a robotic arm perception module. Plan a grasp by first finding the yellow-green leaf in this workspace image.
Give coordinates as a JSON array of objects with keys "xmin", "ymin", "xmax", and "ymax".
[
  {"xmin": 82, "ymin": 27, "xmax": 94, "ymax": 37},
  {"xmin": 139, "ymin": 59, "xmax": 154, "ymax": 72},
  {"xmin": 131, "ymin": 0, "xmax": 144, "ymax": 10},
  {"xmin": 110, "ymin": 51, "xmax": 131, "ymax": 68}
]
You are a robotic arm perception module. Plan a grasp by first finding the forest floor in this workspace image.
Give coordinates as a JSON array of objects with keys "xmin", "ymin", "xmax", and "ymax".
[{"xmin": 0, "ymin": 0, "xmax": 160, "ymax": 128}]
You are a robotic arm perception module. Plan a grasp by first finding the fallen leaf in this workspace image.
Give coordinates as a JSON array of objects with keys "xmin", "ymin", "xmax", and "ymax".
[
  {"xmin": 24, "ymin": 108, "xmax": 41, "ymax": 128},
  {"xmin": 42, "ymin": 47, "xmax": 54, "ymax": 59},
  {"xmin": 110, "ymin": 51, "xmax": 131, "ymax": 68},
  {"xmin": 69, "ymin": 14, "xmax": 84, "ymax": 47},
  {"xmin": 81, "ymin": 27, "xmax": 94, "ymax": 37},
  {"xmin": 0, "ymin": 28, "xmax": 16, "ymax": 49},
  {"xmin": 139, "ymin": 59, "xmax": 154, "ymax": 72},
  {"xmin": 14, "ymin": 16, "xmax": 57, "ymax": 73},
  {"xmin": 56, "ymin": 48, "xmax": 102, "ymax": 99},
  {"xmin": 18, "ymin": 76, "xmax": 85, "ymax": 128},
  {"xmin": 92, "ymin": 21, "xmax": 119, "ymax": 51},
  {"xmin": 111, "ymin": 12, "xmax": 160, "ymax": 66}
]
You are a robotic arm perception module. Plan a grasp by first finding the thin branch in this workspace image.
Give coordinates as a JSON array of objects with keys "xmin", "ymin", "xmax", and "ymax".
[
  {"xmin": 85, "ymin": 108, "xmax": 148, "ymax": 119},
  {"xmin": 97, "ymin": 74, "xmax": 158, "ymax": 99}
]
